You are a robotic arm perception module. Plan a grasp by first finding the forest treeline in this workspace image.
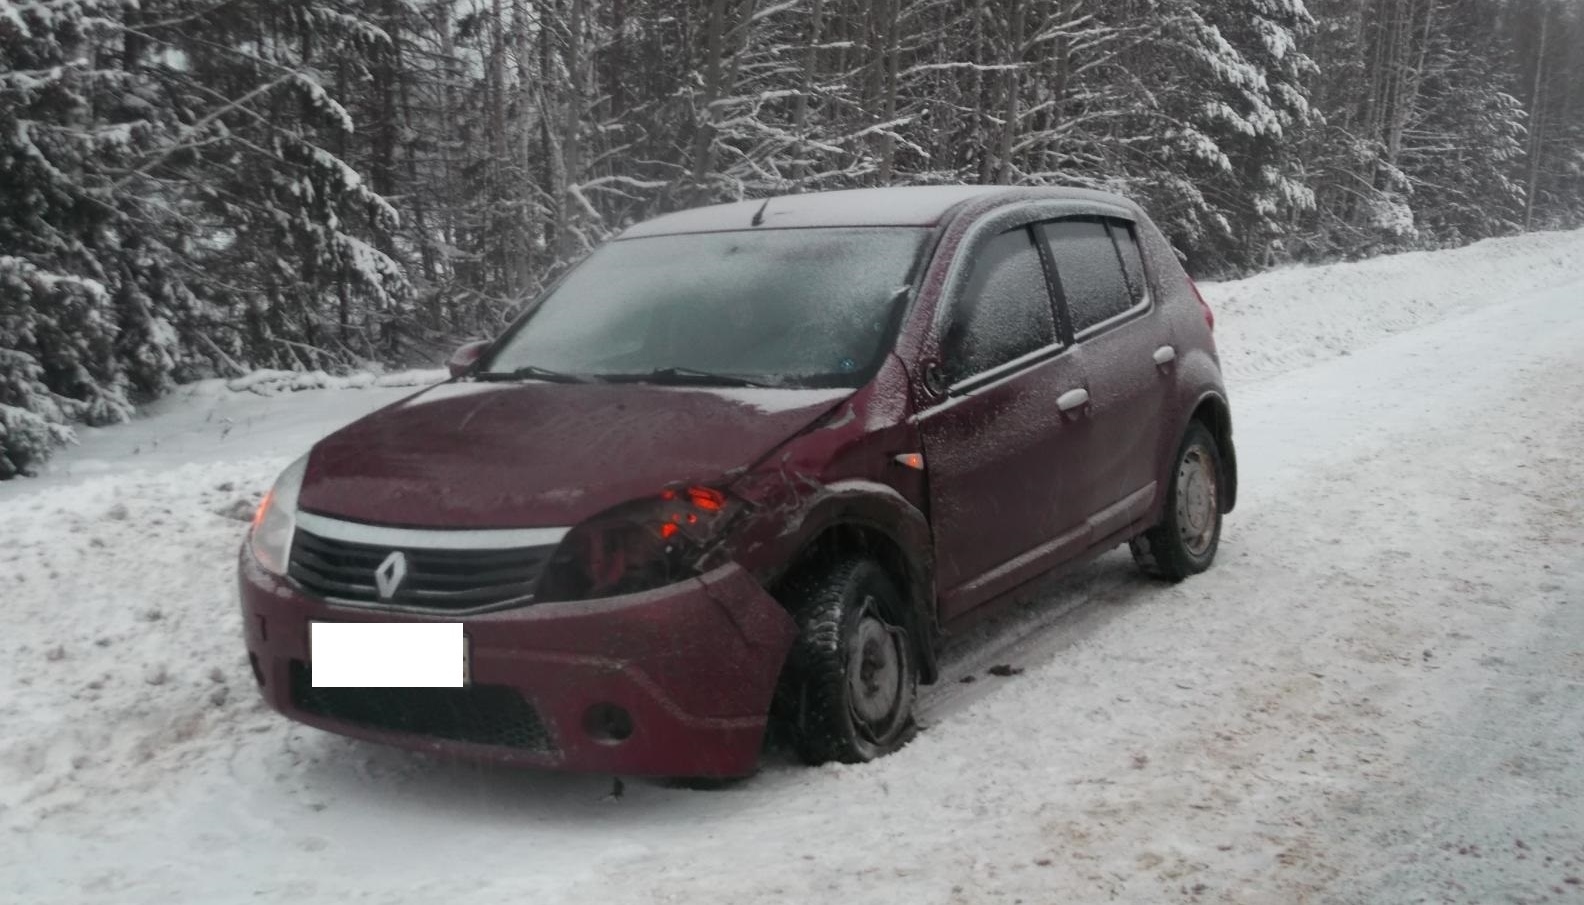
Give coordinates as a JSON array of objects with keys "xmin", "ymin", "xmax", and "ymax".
[{"xmin": 2, "ymin": 0, "xmax": 1582, "ymax": 476}]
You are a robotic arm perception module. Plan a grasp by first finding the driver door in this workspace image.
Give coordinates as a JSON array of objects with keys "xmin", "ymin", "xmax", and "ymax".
[{"xmin": 916, "ymin": 225, "xmax": 1096, "ymax": 623}]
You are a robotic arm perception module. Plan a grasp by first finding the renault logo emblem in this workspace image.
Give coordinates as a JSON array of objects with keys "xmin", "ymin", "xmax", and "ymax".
[{"xmin": 374, "ymin": 551, "xmax": 408, "ymax": 600}]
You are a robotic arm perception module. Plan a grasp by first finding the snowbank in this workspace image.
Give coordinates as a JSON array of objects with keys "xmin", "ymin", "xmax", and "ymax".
[
  {"xmin": 225, "ymin": 367, "xmax": 448, "ymax": 395},
  {"xmin": 1201, "ymin": 227, "xmax": 1584, "ymax": 384}
]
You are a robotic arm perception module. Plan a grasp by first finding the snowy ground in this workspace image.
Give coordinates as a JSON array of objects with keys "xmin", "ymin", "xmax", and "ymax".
[{"xmin": 3, "ymin": 230, "xmax": 1583, "ymax": 904}]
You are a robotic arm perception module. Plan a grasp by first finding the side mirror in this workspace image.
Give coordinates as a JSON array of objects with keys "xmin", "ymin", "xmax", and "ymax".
[{"xmin": 447, "ymin": 340, "xmax": 491, "ymax": 378}]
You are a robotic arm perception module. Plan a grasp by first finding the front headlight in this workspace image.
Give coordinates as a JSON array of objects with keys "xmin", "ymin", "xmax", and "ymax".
[
  {"xmin": 536, "ymin": 485, "xmax": 744, "ymax": 602},
  {"xmin": 248, "ymin": 454, "xmax": 309, "ymax": 576}
]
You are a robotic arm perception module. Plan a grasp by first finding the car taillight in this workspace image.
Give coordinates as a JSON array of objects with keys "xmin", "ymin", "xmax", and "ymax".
[
  {"xmin": 537, "ymin": 486, "xmax": 744, "ymax": 602},
  {"xmin": 1188, "ymin": 277, "xmax": 1214, "ymax": 332}
]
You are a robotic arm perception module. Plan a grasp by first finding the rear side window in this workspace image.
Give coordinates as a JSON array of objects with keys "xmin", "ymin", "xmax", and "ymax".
[
  {"xmin": 1111, "ymin": 222, "xmax": 1148, "ymax": 303},
  {"xmin": 941, "ymin": 227, "xmax": 1057, "ymax": 385},
  {"xmin": 1040, "ymin": 219, "xmax": 1135, "ymax": 334}
]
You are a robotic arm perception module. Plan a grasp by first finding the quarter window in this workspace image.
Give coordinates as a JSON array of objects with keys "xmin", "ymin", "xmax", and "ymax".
[
  {"xmin": 1040, "ymin": 219, "xmax": 1135, "ymax": 334},
  {"xmin": 940, "ymin": 227, "xmax": 1058, "ymax": 385},
  {"xmin": 1111, "ymin": 222, "xmax": 1148, "ymax": 304}
]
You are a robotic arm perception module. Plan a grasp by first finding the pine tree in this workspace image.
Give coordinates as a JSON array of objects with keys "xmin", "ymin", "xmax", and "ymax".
[
  {"xmin": 6, "ymin": 0, "xmax": 1584, "ymax": 477},
  {"xmin": 2, "ymin": 0, "xmax": 139, "ymax": 474},
  {"xmin": 142, "ymin": 0, "xmax": 410, "ymax": 369}
]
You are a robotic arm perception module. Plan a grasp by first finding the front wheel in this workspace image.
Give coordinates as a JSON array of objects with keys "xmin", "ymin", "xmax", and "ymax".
[
  {"xmin": 1130, "ymin": 420, "xmax": 1224, "ymax": 581},
  {"xmin": 782, "ymin": 558, "xmax": 918, "ymax": 765}
]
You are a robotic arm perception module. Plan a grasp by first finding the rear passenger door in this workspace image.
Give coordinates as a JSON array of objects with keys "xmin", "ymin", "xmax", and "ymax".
[
  {"xmin": 1037, "ymin": 218, "xmax": 1171, "ymax": 541},
  {"xmin": 917, "ymin": 226, "xmax": 1095, "ymax": 622}
]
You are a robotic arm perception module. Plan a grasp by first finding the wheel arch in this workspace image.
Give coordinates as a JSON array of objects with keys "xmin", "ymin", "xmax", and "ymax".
[
  {"xmin": 1187, "ymin": 392, "xmax": 1237, "ymax": 513},
  {"xmin": 770, "ymin": 485, "xmax": 940, "ymax": 684}
]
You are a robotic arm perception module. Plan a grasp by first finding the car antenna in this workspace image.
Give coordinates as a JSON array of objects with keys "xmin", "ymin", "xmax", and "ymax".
[{"xmin": 750, "ymin": 197, "xmax": 771, "ymax": 227}]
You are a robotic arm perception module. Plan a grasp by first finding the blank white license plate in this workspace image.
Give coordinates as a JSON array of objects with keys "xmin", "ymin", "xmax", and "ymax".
[{"xmin": 310, "ymin": 622, "xmax": 468, "ymax": 688}]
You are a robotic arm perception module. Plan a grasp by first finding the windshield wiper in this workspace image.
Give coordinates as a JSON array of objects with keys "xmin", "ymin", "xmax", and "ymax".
[
  {"xmin": 604, "ymin": 366, "xmax": 771, "ymax": 388},
  {"xmin": 474, "ymin": 365, "xmax": 592, "ymax": 384}
]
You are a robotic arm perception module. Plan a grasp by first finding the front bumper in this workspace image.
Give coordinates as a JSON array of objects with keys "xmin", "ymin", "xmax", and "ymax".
[{"xmin": 238, "ymin": 552, "xmax": 798, "ymax": 777}]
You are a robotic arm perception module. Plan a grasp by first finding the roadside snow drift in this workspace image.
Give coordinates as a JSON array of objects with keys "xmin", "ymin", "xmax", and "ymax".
[{"xmin": 1199, "ymin": 229, "xmax": 1584, "ymax": 382}]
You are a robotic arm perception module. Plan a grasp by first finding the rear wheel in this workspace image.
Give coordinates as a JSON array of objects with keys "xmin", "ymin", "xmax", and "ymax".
[
  {"xmin": 1130, "ymin": 421, "xmax": 1223, "ymax": 581},
  {"xmin": 782, "ymin": 558, "xmax": 918, "ymax": 765}
]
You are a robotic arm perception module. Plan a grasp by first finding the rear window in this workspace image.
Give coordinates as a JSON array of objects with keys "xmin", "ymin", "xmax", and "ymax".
[{"xmin": 1040, "ymin": 220, "xmax": 1135, "ymax": 333}]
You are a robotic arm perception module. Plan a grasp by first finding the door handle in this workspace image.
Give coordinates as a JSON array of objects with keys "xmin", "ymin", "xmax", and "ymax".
[
  {"xmin": 1153, "ymin": 345, "xmax": 1177, "ymax": 366},
  {"xmin": 1057, "ymin": 387, "xmax": 1090, "ymax": 413}
]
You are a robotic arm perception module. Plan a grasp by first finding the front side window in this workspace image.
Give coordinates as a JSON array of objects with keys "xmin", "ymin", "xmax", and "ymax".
[
  {"xmin": 1040, "ymin": 219, "xmax": 1135, "ymax": 334},
  {"xmin": 482, "ymin": 227, "xmax": 930, "ymax": 388},
  {"xmin": 940, "ymin": 227, "xmax": 1058, "ymax": 385}
]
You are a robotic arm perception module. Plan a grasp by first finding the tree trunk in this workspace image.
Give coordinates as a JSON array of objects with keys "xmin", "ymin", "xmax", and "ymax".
[
  {"xmin": 608, "ymin": 0, "xmax": 627, "ymax": 116},
  {"xmin": 995, "ymin": 0, "xmax": 1026, "ymax": 184},
  {"xmin": 974, "ymin": 0, "xmax": 993, "ymax": 183},
  {"xmin": 1523, "ymin": 6, "xmax": 1549, "ymax": 231},
  {"xmin": 791, "ymin": 0, "xmax": 825, "ymax": 186},
  {"xmin": 876, "ymin": 0, "xmax": 902, "ymax": 184},
  {"xmin": 689, "ymin": 0, "xmax": 730, "ymax": 197},
  {"xmin": 558, "ymin": 0, "xmax": 588, "ymax": 258},
  {"xmin": 487, "ymin": 0, "xmax": 513, "ymax": 298}
]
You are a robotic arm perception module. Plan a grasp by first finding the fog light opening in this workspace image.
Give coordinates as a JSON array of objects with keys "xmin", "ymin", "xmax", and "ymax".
[
  {"xmin": 249, "ymin": 652, "xmax": 266, "ymax": 688},
  {"xmin": 583, "ymin": 703, "xmax": 634, "ymax": 745}
]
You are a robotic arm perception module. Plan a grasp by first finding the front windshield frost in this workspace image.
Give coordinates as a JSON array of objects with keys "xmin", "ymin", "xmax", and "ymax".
[{"xmin": 484, "ymin": 227, "xmax": 929, "ymax": 387}]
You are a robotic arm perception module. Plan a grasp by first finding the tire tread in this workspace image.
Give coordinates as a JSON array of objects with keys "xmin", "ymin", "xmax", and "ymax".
[{"xmin": 781, "ymin": 557, "xmax": 915, "ymax": 765}]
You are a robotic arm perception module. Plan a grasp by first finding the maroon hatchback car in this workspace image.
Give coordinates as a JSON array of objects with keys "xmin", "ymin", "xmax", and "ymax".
[{"xmin": 240, "ymin": 185, "xmax": 1237, "ymax": 777}]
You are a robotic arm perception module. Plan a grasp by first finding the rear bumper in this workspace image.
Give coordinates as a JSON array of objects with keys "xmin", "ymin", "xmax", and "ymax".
[{"xmin": 238, "ymin": 551, "xmax": 798, "ymax": 777}]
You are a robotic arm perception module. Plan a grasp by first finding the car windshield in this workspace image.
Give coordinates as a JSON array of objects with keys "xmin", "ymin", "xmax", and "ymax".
[{"xmin": 480, "ymin": 227, "xmax": 931, "ymax": 388}]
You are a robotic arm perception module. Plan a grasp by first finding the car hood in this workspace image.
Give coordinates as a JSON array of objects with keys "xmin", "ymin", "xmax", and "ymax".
[{"xmin": 298, "ymin": 381, "xmax": 853, "ymax": 528}]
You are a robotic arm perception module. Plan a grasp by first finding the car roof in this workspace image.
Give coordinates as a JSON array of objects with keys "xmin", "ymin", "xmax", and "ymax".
[{"xmin": 615, "ymin": 185, "xmax": 1132, "ymax": 239}]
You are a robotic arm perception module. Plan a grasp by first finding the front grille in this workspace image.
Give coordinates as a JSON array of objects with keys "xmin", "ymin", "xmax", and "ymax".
[
  {"xmin": 289, "ymin": 528, "xmax": 555, "ymax": 612},
  {"xmin": 289, "ymin": 661, "xmax": 555, "ymax": 751}
]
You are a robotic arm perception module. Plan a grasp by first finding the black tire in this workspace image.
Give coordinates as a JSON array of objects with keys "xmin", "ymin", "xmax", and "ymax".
[
  {"xmin": 1130, "ymin": 420, "xmax": 1224, "ymax": 582},
  {"xmin": 782, "ymin": 557, "xmax": 918, "ymax": 765}
]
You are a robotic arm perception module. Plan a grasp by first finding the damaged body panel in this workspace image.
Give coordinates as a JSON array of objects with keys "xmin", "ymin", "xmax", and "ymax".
[
  {"xmin": 240, "ymin": 553, "xmax": 797, "ymax": 777},
  {"xmin": 300, "ymin": 382, "xmax": 855, "ymax": 529}
]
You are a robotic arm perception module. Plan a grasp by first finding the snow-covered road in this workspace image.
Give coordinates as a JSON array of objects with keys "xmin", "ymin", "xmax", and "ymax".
[{"xmin": 3, "ymin": 232, "xmax": 1583, "ymax": 904}]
